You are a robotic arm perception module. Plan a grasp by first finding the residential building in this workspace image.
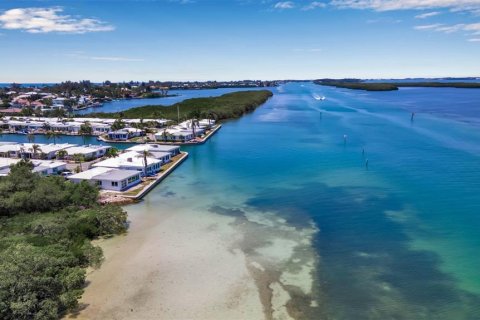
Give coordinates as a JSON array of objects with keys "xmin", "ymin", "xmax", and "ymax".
[
  {"xmin": 92, "ymin": 151, "xmax": 161, "ymax": 176},
  {"xmin": 64, "ymin": 145, "xmax": 111, "ymax": 160},
  {"xmin": 107, "ymin": 127, "xmax": 145, "ymax": 141},
  {"xmin": 127, "ymin": 144, "xmax": 181, "ymax": 156},
  {"xmin": 67, "ymin": 167, "xmax": 142, "ymax": 191}
]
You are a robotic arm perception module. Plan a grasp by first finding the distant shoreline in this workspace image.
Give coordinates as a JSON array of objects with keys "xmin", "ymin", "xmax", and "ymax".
[{"xmin": 314, "ymin": 80, "xmax": 480, "ymax": 91}]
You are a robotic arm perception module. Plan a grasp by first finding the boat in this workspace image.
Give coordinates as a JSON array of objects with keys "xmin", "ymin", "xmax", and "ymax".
[{"xmin": 313, "ymin": 94, "xmax": 326, "ymax": 101}]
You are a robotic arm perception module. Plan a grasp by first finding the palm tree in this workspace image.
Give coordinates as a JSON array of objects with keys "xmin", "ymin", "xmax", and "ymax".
[
  {"xmin": 29, "ymin": 144, "xmax": 42, "ymax": 159},
  {"xmin": 161, "ymin": 129, "xmax": 168, "ymax": 142},
  {"xmin": 46, "ymin": 130, "xmax": 60, "ymax": 145},
  {"xmin": 105, "ymin": 147, "xmax": 119, "ymax": 158},
  {"xmin": 19, "ymin": 146, "xmax": 26, "ymax": 159},
  {"xmin": 73, "ymin": 154, "xmax": 85, "ymax": 172},
  {"xmin": 136, "ymin": 149, "xmax": 154, "ymax": 176},
  {"xmin": 111, "ymin": 119, "xmax": 125, "ymax": 131},
  {"xmin": 56, "ymin": 149, "xmax": 68, "ymax": 160},
  {"xmin": 42, "ymin": 122, "xmax": 51, "ymax": 132},
  {"xmin": 79, "ymin": 122, "xmax": 93, "ymax": 145}
]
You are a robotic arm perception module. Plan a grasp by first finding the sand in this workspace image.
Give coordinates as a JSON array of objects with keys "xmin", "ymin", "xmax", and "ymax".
[{"xmin": 68, "ymin": 198, "xmax": 319, "ymax": 320}]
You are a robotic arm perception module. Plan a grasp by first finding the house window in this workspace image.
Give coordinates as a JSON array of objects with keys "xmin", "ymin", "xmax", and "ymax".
[
  {"xmin": 122, "ymin": 180, "xmax": 127, "ymax": 188},
  {"xmin": 96, "ymin": 180, "xmax": 102, "ymax": 186},
  {"xmin": 111, "ymin": 181, "xmax": 118, "ymax": 187}
]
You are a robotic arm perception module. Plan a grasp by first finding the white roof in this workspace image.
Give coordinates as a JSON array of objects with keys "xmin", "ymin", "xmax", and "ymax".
[
  {"xmin": 0, "ymin": 158, "xmax": 19, "ymax": 169},
  {"xmin": 0, "ymin": 158, "xmax": 66, "ymax": 171},
  {"xmin": 24, "ymin": 143, "xmax": 76, "ymax": 154},
  {"xmin": 127, "ymin": 144, "xmax": 180, "ymax": 152},
  {"xmin": 0, "ymin": 144, "xmax": 22, "ymax": 153},
  {"xmin": 64, "ymin": 145, "xmax": 109, "ymax": 155},
  {"xmin": 31, "ymin": 160, "xmax": 66, "ymax": 169},
  {"xmin": 93, "ymin": 151, "xmax": 160, "ymax": 169},
  {"xmin": 0, "ymin": 143, "xmax": 76, "ymax": 154},
  {"xmin": 68, "ymin": 167, "xmax": 113, "ymax": 180}
]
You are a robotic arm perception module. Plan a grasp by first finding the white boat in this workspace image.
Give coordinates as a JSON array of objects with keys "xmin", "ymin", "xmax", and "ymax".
[{"xmin": 313, "ymin": 94, "xmax": 326, "ymax": 101}]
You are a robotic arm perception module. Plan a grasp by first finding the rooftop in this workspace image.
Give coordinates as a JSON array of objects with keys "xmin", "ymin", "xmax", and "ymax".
[
  {"xmin": 68, "ymin": 167, "xmax": 113, "ymax": 180},
  {"xmin": 94, "ymin": 169, "xmax": 140, "ymax": 181},
  {"xmin": 127, "ymin": 144, "xmax": 180, "ymax": 152}
]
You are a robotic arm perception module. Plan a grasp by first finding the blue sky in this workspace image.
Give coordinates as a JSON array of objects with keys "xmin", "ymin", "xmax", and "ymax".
[{"xmin": 1, "ymin": 0, "xmax": 480, "ymax": 82}]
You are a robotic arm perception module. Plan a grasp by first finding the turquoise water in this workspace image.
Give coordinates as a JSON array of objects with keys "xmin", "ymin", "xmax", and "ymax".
[
  {"xmin": 3, "ymin": 82, "xmax": 480, "ymax": 318},
  {"xmin": 154, "ymin": 82, "xmax": 480, "ymax": 318}
]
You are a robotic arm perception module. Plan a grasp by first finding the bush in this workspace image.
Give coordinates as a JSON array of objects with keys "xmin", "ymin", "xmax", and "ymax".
[{"xmin": 0, "ymin": 161, "xmax": 128, "ymax": 318}]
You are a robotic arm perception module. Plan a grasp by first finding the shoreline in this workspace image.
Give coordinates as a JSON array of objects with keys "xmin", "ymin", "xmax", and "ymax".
[
  {"xmin": 67, "ymin": 197, "xmax": 320, "ymax": 319},
  {"xmin": 97, "ymin": 124, "xmax": 223, "ymax": 146},
  {"xmin": 98, "ymin": 151, "xmax": 189, "ymax": 204}
]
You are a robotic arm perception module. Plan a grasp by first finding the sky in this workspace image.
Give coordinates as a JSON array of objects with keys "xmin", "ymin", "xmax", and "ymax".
[{"xmin": 1, "ymin": 0, "xmax": 480, "ymax": 82}]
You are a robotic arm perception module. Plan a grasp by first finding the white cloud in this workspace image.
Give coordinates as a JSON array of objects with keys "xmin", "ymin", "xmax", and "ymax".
[
  {"xmin": 302, "ymin": 1, "xmax": 327, "ymax": 10},
  {"xmin": 415, "ymin": 11, "xmax": 441, "ymax": 19},
  {"xmin": 414, "ymin": 23, "xmax": 444, "ymax": 30},
  {"xmin": 415, "ymin": 22, "xmax": 480, "ymax": 34},
  {"xmin": 0, "ymin": 7, "xmax": 114, "ymax": 34},
  {"xmin": 274, "ymin": 1, "xmax": 296, "ymax": 9},
  {"xmin": 468, "ymin": 37, "xmax": 480, "ymax": 41},
  {"xmin": 330, "ymin": 0, "xmax": 480, "ymax": 12},
  {"xmin": 66, "ymin": 52, "xmax": 144, "ymax": 62}
]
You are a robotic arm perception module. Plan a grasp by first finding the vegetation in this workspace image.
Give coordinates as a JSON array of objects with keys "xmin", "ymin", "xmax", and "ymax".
[
  {"xmin": 79, "ymin": 122, "xmax": 93, "ymax": 144},
  {"xmin": 104, "ymin": 147, "xmax": 119, "ymax": 158},
  {"xmin": 88, "ymin": 90, "xmax": 273, "ymax": 121},
  {"xmin": 0, "ymin": 160, "xmax": 127, "ymax": 319},
  {"xmin": 314, "ymin": 79, "xmax": 480, "ymax": 91},
  {"xmin": 36, "ymin": 81, "xmax": 170, "ymax": 100},
  {"xmin": 46, "ymin": 131, "xmax": 60, "ymax": 145}
]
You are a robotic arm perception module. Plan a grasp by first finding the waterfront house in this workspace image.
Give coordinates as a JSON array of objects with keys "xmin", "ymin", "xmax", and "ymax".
[
  {"xmin": 107, "ymin": 127, "xmax": 145, "ymax": 141},
  {"xmin": 92, "ymin": 151, "xmax": 161, "ymax": 176},
  {"xmin": 67, "ymin": 167, "xmax": 142, "ymax": 191},
  {"xmin": 127, "ymin": 144, "xmax": 181, "ymax": 157},
  {"xmin": 51, "ymin": 98, "xmax": 66, "ymax": 109},
  {"xmin": 0, "ymin": 143, "xmax": 76, "ymax": 159},
  {"xmin": 91, "ymin": 123, "xmax": 111, "ymax": 134},
  {"xmin": 0, "ymin": 158, "xmax": 66, "ymax": 176},
  {"xmin": 198, "ymin": 119, "xmax": 216, "ymax": 128},
  {"xmin": 64, "ymin": 145, "xmax": 111, "ymax": 161},
  {"xmin": 155, "ymin": 129, "xmax": 194, "ymax": 142}
]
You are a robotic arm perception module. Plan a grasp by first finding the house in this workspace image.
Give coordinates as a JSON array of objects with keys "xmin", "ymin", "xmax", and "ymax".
[
  {"xmin": 129, "ymin": 148, "xmax": 171, "ymax": 165},
  {"xmin": 91, "ymin": 123, "xmax": 111, "ymax": 134},
  {"xmin": 198, "ymin": 119, "xmax": 216, "ymax": 128},
  {"xmin": 0, "ymin": 158, "xmax": 66, "ymax": 176},
  {"xmin": 23, "ymin": 143, "xmax": 77, "ymax": 160},
  {"xmin": 107, "ymin": 127, "xmax": 145, "ymax": 141},
  {"xmin": 67, "ymin": 167, "xmax": 142, "ymax": 191},
  {"xmin": 127, "ymin": 144, "xmax": 180, "ymax": 157},
  {"xmin": 0, "ymin": 143, "xmax": 76, "ymax": 160},
  {"xmin": 92, "ymin": 151, "xmax": 161, "ymax": 176},
  {"xmin": 64, "ymin": 145, "xmax": 111, "ymax": 160},
  {"xmin": 31, "ymin": 160, "xmax": 67, "ymax": 176},
  {"xmin": 155, "ymin": 129, "xmax": 194, "ymax": 142},
  {"xmin": 51, "ymin": 98, "xmax": 66, "ymax": 109},
  {"xmin": 0, "ymin": 158, "xmax": 19, "ymax": 176}
]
